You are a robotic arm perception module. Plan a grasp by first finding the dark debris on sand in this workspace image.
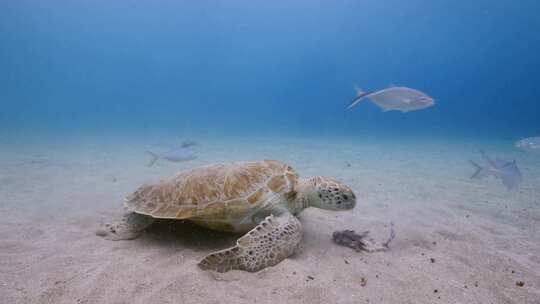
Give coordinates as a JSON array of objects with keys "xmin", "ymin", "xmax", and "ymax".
[{"xmin": 332, "ymin": 223, "xmax": 396, "ymax": 252}]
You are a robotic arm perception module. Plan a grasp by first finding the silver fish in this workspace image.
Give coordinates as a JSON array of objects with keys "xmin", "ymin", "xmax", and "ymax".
[
  {"xmin": 469, "ymin": 150, "xmax": 522, "ymax": 191},
  {"xmin": 515, "ymin": 136, "xmax": 540, "ymax": 151},
  {"xmin": 348, "ymin": 85, "xmax": 435, "ymax": 112},
  {"xmin": 146, "ymin": 147, "xmax": 197, "ymax": 166}
]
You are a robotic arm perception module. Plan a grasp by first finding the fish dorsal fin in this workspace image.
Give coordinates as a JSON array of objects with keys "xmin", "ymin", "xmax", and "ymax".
[{"xmin": 353, "ymin": 83, "xmax": 365, "ymax": 96}]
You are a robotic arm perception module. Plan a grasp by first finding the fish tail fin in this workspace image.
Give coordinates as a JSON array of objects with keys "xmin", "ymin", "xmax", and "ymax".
[
  {"xmin": 348, "ymin": 84, "xmax": 370, "ymax": 109},
  {"xmin": 146, "ymin": 150, "xmax": 159, "ymax": 167},
  {"xmin": 469, "ymin": 160, "xmax": 487, "ymax": 179},
  {"xmin": 479, "ymin": 149, "xmax": 497, "ymax": 168}
]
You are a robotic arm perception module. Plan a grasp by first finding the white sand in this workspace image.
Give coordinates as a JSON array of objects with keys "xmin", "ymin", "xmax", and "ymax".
[{"xmin": 1, "ymin": 134, "xmax": 539, "ymax": 304}]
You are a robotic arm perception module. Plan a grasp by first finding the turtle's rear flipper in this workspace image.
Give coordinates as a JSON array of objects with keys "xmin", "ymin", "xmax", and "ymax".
[
  {"xmin": 96, "ymin": 212, "xmax": 154, "ymax": 241},
  {"xmin": 199, "ymin": 212, "xmax": 302, "ymax": 273}
]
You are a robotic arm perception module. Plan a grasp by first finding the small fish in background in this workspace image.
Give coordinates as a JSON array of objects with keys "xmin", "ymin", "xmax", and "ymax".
[
  {"xmin": 469, "ymin": 150, "xmax": 522, "ymax": 191},
  {"xmin": 181, "ymin": 140, "xmax": 200, "ymax": 148},
  {"xmin": 146, "ymin": 147, "xmax": 197, "ymax": 167},
  {"xmin": 348, "ymin": 85, "xmax": 435, "ymax": 112},
  {"xmin": 515, "ymin": 136, "xmax": 540, "ymax": 151}
]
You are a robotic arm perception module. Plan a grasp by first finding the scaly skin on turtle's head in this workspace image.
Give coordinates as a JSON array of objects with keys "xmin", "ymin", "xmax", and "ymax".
[{"xmin": 294, "ymin": 176, "xmax": 356, "ymax": 211}]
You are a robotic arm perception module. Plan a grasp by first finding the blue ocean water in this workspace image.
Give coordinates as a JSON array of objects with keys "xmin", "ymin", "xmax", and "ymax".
[
  {"xmin": 1, "ymin": 0, "xmax": 539, "ymax": 139},
  {"xmin": 3, "ymin": 3, "xmax": 540, "ymax": 302}
]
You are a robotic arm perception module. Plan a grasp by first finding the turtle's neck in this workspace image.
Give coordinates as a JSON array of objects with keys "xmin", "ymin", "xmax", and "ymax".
[{"xmin": 287, "ymin": 178, "xmax": 317, "ymax": 215}]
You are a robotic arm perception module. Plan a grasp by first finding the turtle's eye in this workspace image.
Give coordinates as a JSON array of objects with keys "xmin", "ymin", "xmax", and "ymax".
[{"xmin": 339, "ymin": 190, "xmax": 357, "ymax": 210}]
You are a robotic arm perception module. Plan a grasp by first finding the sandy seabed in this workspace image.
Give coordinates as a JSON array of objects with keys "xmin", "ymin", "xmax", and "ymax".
[{"xmin": 1, "ymin": 134, "xmax": 539, "ymax": 304}]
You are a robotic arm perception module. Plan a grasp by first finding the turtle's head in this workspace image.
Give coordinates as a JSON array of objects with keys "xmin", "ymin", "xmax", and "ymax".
[{"xmin": 299, "ymin": 176, "xmax": 356, "ymax": 211}]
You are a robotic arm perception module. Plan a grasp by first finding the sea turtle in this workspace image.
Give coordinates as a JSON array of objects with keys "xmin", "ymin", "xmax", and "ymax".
[{"xmin": 98, "ymin": 160, "xmax": 356, "ymax": 272}]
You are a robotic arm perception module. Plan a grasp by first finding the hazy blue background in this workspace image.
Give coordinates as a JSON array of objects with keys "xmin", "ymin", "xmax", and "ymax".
[{"xmin": 1, "ymin": 0, "xmax": 539, "ymax": 139}]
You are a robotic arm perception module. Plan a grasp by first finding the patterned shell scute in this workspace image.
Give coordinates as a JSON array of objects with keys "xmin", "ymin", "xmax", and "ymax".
[{"xmin": 125, "ymin": 160, "xmax": 299, "ymax": 219}]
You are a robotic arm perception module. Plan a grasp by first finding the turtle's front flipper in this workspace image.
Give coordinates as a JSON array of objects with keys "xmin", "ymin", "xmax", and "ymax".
[
  {"xmin": 199, "ymin": 212, "xmax": 302, "ymax": 273},
  {"xmin": 96, "ymin": 212, "xmax": 154, "ymax": 241}
]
